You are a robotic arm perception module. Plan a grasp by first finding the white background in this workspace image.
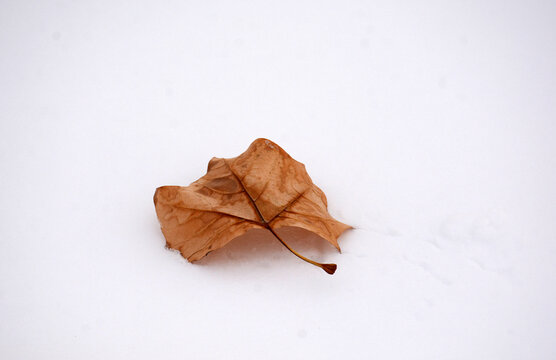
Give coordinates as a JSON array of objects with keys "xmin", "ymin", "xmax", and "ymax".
[{"xmin": 1, "ymin": 1, "xmax": 555, "ymax": 359}]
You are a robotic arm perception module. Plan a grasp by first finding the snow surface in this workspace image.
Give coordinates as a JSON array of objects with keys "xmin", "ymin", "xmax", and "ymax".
[{"xmin": 1, "ymin": 1, "xmax": 555, "ymax": 359}]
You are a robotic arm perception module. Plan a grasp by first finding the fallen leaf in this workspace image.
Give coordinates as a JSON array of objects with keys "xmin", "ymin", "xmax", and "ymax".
[{"xmin": 153, "ymin": 138, "xmax": 351, "ymax": 274}]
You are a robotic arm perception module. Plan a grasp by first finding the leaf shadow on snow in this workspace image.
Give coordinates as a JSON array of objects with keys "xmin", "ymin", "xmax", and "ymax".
[{"xmin": 194, "ymin": 226, "xmax": 343, "ymax": 270}]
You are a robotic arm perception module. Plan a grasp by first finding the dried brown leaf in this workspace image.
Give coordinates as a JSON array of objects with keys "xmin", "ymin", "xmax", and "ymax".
[{"xmin": 154, "ymin": 138, "xmax": 351, "ymax": 274}]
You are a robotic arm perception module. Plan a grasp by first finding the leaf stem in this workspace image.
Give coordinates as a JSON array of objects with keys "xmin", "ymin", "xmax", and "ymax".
[{"xmin": 265, "ymin": 225, "xmax": 337, "ymax": 275}]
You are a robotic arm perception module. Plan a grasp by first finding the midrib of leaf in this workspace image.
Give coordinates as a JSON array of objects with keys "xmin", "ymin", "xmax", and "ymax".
[{"xmin": 223, "ymin": 160, "xmax": 268, "ymax": 224}]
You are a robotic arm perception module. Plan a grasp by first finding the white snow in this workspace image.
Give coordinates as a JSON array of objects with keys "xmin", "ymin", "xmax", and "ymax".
[{"xmin": 1, "ymin": 1, "xmax": 555, "ymax": 359}]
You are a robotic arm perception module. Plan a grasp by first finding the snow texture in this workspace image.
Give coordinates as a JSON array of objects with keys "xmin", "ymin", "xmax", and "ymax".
[{"xmin": 1, "ymin": 1, "xmax": 555, "ymax": 359}]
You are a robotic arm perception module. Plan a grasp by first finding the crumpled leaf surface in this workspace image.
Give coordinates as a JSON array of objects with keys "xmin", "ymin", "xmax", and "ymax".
[{"xmin": 154, "ymin": 138, "xmax": 351, "ymax": 264}]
